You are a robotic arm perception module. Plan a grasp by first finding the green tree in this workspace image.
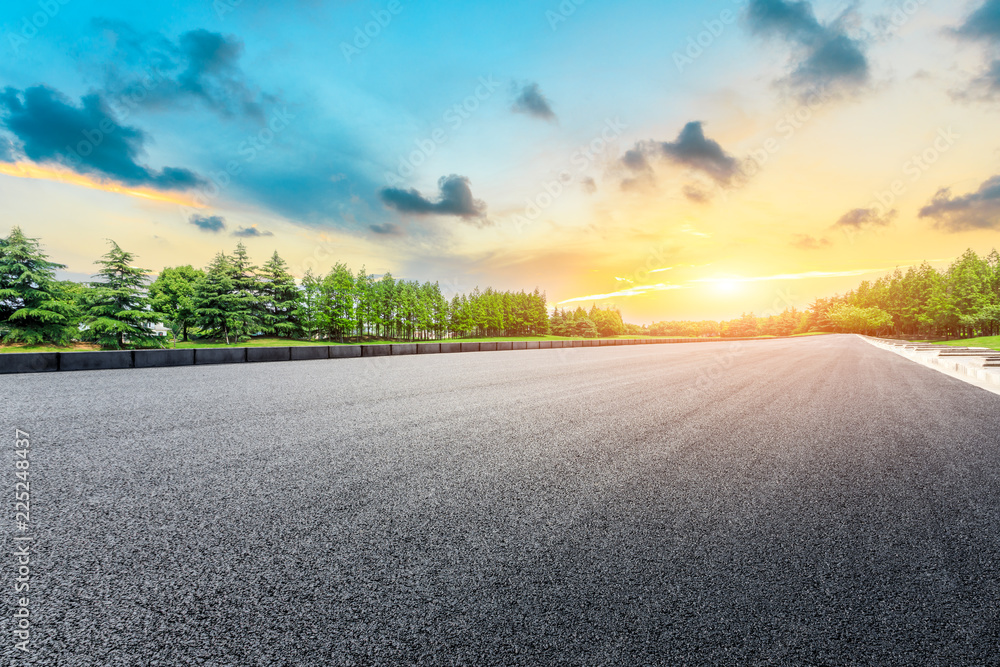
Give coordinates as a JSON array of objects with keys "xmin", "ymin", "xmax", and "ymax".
[
  {"xmin": 193, "ymin": 253, "xmax": 240, "ymax": 344},
  {"xmin": 259, "ymin": 251, "xmax": 301, "ymax": 338},
  {"xmin": 149, "ymin": 265, "xmax": 204, "ymax": 341},
  {"xmin": 81, "ymin": 241, "xmax": 163, "ymax": 349},
  {"xmin": 0, "ymin": 227, "xmax": 77, "ymax": 345}
]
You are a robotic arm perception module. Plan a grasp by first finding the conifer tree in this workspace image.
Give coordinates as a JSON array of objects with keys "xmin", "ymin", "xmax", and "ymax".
[
  {"xmin": 259, "ymin": 251, "xmax": 301, "ymax": 338},
  {"xmin": 0, "ymin": 226, "xmax": 77, "ymax": 344},
  {"xmin": 82, "ymin": 241, "xmax": 162, "ymax": 349}
]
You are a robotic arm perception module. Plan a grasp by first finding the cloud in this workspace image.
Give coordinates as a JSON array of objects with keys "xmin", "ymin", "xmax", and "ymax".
[
  {"xmin": 621, "ymin": 148, "xmax": 651, "ymax": 172},
  {"xmin": 791, "ymin": 233, "xmax": 832, "ymax": 249},
  {"xmin": 951, "ymin": 2, "xmax": 1000, "ymax": 100},
  {"xmin": 745, "ymin": 0, "xmax": 870, "ymax": 98},
  {"xmin": 0, "ymin": 86, "xmax": 203, "ymax": 190},
  {"xmin": 370, "ymin": 222, "xmax": 403, "ymax": 235},
  {"xmin": 953, "ymin": 0, "xmax": 1000, "ymax": 42},
  {"xmin": 0, "ymin": 134, "xmax": 13, "ymax": 162},
  {"xmin": 95, "ymin": 21, "xmax": 274, "ymax": 120},
  {"xmin": 232, "ymin": 224, "xmax": 273, "ymax": 237},
  {"xmin": 581, "ymin": 177, "xmax": 597, "ymax": 194},
  {"xmin": 833, "ymin": 207, "xmax": 897, "ymax": 228},
  {"xmin": 511, "ymin": 82, "xmax": 556, "ymax": 121},
  {"xmin": 918, "ymin": 175, "xmax": 1000, "ymax": 231},
  {"xmin": 658, "ymin": 122, "xmax": 739, "ymax": 186},
  {"xmin": 189, "ymin": 214, "xmax": 226, "ymax": 233},
  {"xmin": 683, "ymin": 185, "xmax": 710, "ymax": 204},
  {"xmin": 379, "ymin": 174, "xmax": 488, "ymax": 221}
]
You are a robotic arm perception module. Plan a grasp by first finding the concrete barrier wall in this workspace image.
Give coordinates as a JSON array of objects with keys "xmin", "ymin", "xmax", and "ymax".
[
  {"xmin": 247, "ymin": 347, "xmax": 291, "ymax": 363},
  {"xmin": 135, "ymin": 349, "xmax": 195, "ymax": 368},
  {"xmin": 0, "ymin": 335, "xmax": 804, "ymax": 373},
  {"xmin": 0, "ymin": 352, "xmax": 59, "ymax": 374},
  {"xmin": 61, "ymin": 350, "xmax": 133, "ymax": 371},
  {"xmin": 290, "ymin": 346, "xmax": 330, "ymax": 361},
  {"xmin": 195, "ymin": 348, "xmax": 246, "ymax": 365}
]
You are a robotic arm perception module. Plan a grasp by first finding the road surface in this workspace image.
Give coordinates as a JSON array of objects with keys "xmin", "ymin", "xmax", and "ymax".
[{"xmin": 2, "ymin": 335, "xmax": 998, "ymax": 665}]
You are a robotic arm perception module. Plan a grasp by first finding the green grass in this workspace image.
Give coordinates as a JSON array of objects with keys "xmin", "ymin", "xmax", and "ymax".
[{"xmin": 931, "ymin": 335, "xmax": 1000, "ymax": 351}]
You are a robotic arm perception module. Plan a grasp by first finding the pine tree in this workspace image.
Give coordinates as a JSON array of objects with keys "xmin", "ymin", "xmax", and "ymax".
[
  {"xmin": 0, "ymin": 227, "xmax": 77, "ymax": 345},
  {"xmin": 193, "ymin": 253, "xmax": 240, "ymax": 344},
  {"xmin": 295, "ymin": 269, "xmax": 323, "ymax": 340},
  {"xmin": 229, "ymin": 242, "xmax": 263, "ymax": 339},
  {"xmin": 82, "ymin": 241, "xmax": 162, "ymax": 349},
  {"xmin": 259, "ymin": 251, "xmax": 301, "ymax": 338}
]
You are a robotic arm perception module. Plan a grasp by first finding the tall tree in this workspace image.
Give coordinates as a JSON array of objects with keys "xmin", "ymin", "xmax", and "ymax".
[
  {"xmin": 0, "ymin": 226, "xmax": 77, "ymax": 345},
  {"xmin": 259, "ymin": 251, "xmax": 301, "ymax": 338},
  {"xmin": 81, "ymin": 241, "xmax": 163, "ymax": 349},
  {"xmin": 193, "ymin": 253, "xmax": 239, "ymax": 344},
  {"xmin": 149, "ymin": 265, "xmax": 204, "ymax": 341}
]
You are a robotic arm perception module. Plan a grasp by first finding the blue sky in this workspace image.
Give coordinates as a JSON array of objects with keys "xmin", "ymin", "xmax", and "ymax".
[{"xmin": 2, "ymin": 0, "xmax": 999, "ymax": 321}]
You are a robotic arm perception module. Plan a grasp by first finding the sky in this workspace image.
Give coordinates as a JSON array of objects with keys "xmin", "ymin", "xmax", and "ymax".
[{"xmin": 2, "ymin": 0, "xmax": 1000, "ymax": 323}]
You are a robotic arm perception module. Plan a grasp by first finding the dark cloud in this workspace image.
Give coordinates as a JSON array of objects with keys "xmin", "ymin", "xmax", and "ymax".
[
  {"xmin": 581, "ymin": 177, "xmax": 597, "ymax": 194},
  {"xmin": 232, "ymin": 225, "xmax": 273, "ymax": 237},
  {"xmin": 918, "ymin": 175, "xmax": 1000, "ymax": 231},
  {"xmin": 621, "ymin": 148, "xmax": 651, "ymax": 172},
  {"xmin": 833, "ymin": 207, "xmax": 897, "ymax": 228},
  {"xmin": 370, "ymin": 222, "xmax": 403, "ymax": 235},
  {"xmin": 95, "ymin": 21, "xmax": 274, "ymax": 121},
  {"xmin": 953, "ymin": 0, "xmax": 1000, "ymax": 42},
  {"xmin": 791, "ymin": 233, "xmax": 832, "ymax": 249},
  {"xmin": 683, "ymin": 185, "xmax": 710, "ymax": 204},
  {"xmin": 745, "ymin": 0, "xmax": 869, "ymax": 97},
  {"xmin": 658, "ymin": 122, "xmax": 739, "ymax": 186},
  {"xmin": 189, "ymin": 214, "xmax": 226, "ymax": 233},
  {"xmin": 380, "ymin": 175, "xmax": 488, "ymax": 221},
  {"xmin": 0, "ymin": 134, "xmax": 13, "ymax": 162},
  {"xmin": 0, "ymin": 86, "xmax": 203, "ymax": 190},
  {"xmin": 511, "ymin": 82, "xmax": 556, "ymax": 121}
]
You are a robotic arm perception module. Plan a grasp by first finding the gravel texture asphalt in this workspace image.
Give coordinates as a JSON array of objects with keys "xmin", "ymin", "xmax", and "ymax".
[{"xmin": 1, "ymin": 334, "xmax": 999, "ymax": 666}]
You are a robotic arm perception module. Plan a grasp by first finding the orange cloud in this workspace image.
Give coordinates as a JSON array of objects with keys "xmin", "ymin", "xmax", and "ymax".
[{"xmin": 0, "ymin": 162, "xmax": 203, "ymax": 208}]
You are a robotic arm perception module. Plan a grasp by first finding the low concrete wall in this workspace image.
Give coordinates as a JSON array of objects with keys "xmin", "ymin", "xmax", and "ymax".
[
  {"xmin": 290, "ymin": 346, "xmax": 329, "ymax": 361},
  {"xmin": 440, "ymin": 342, "xmax": 461, "ymax": 354},
  {"xmin": 0, "ymin": 352, "xmax": 59, "ymax": 374},
  {"xmin": 391, "ymin": 344, "xmax": 418, "ymax": 356},
  {"xmin": 195, "ymin": 348, "xmax": 246, "ymax": 365},
  {"xmin": 539, "ymin": 341, "xmax": 552, "ymax": 349},
  {"xmin": 362, "ymin": 344, "xmax": 391, "ymax": 357},
  {"xmin": 247, "ymin": 347, "xmax": 291, "ymax": 363},
  {"xmin": 60, "ymin": 350, "xmax": 133, "ymax": 371},
  {"xmin": 480, "ymin": 342, "xmax": 498, "ymax": 352},
  {"xmin": 496, "ymin": 342, "xmax": 513, "ymax": 351},
  {"xmin": 330, "ymin": 345, "xmax": 362, "ymax": 359},
  {"xmin": 135, "ymin": 349, "xmax": 194, "ymax": 368},
  {"xmin": 460, "ymin": 342, "xmax": 480, "ymax": 353},
  {"xmin": 512, "ymin": 342, "xmax": 526, "ymax": 350},
  {"xmin": 525, "ymin": 341, "xmax": 539, "ymax": 349},
  {"xmin": 571, "ymin": 341, "xmax": 584, "ymax": 348},
  {"xmin": 417, "ymin": 343, "xmax": 441, "ymax": 354}
]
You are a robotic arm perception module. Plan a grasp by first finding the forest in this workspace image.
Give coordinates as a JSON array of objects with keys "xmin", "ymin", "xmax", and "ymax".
[{"xmin": 4, "ymin": 226, "xmax": 996, "ymax": 349}]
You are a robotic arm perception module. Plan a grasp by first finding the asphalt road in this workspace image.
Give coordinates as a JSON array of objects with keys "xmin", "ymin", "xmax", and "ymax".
[{"xmin": 2, "ymin": 335, "xmax": 999, "ymax": 665}]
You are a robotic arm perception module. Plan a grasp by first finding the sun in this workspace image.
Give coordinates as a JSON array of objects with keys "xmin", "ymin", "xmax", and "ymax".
[{"xmin": 713, "ymin": 278, "xmax": 743, "ymax": 294}]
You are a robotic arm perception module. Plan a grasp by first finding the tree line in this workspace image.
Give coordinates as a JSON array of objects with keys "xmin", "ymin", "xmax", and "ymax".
[{"xmin": 0, "ymin": 227, "xmax": 552, "ymax": 349}]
